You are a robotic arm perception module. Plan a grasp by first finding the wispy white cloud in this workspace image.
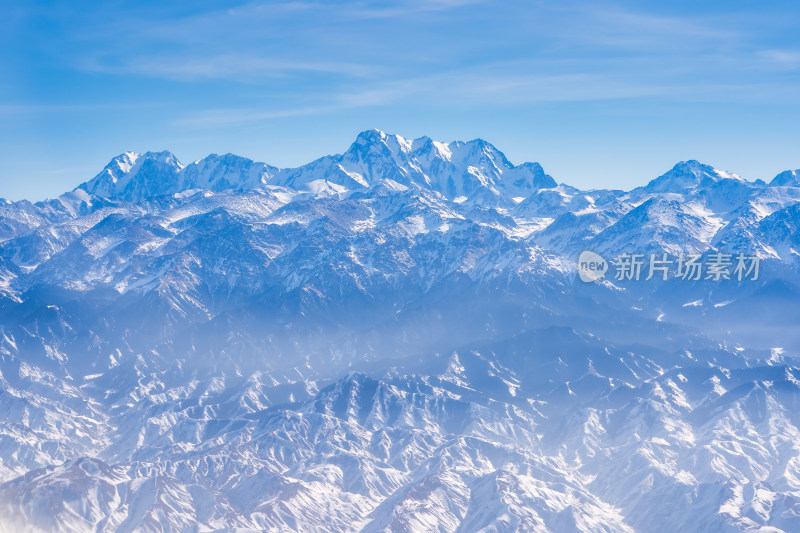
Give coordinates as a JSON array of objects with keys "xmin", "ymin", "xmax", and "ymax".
[
  {"xmin": 345, "ymin": 0, "xmax": 486, "ymax": 19},
  {"xmin": 173, "ymin": 55, "xmax": 800, "ymax": 130},
  {"xmin": 0, "ymin": 102, "xmax": 164, "ymax": 116},
  {"xmin": 173, "ymin": 104, "xmax": 339, "ymax": 128},
  {"xmin": 758, "ymin": 49, "xmax": 800, "ymax": 67},
  {"xmin": 81, "ymin": 54, "xmax": 380, "ymax": 81},
  {"xmin": 573, "ymin": 5, "xmax": 742, "ymax": 47},
  {"xmin": 60, "ymin": 0, "xmax": 782, "ymax": 91},
  {"xmin": 13, "ymin": 0, "xmax": 798, "ymax": 126}
]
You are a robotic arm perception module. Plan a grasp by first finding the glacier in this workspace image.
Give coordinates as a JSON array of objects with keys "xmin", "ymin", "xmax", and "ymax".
[{"xmin": 0, "ymin": 130, "xmax": 800, "ymax": 531}]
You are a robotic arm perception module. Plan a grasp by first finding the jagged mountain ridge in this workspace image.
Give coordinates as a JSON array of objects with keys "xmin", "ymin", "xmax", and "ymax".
[
  {"xmin": 1, "ymin": 131, "xmax": 800, "ymax": 531},
  {"xmin": 76, "ymin": 130, "xmax": 557, "ymax": 205}
]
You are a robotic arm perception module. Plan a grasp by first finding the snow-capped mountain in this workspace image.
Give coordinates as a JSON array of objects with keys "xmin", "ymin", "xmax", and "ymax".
[
  {"xmin": 76, "ymin": 130, "xmax": 557, "ymax": 205},
  {"xmin": 771, "ymin": 169, "xmax": 800, "ymax": 187},
  {"xmin": 78, "ymin": 151, "xmax": 279, "ymax": 202},
  {"xmin": 1, "ymin": 130, "xmax": 800, "ymax": 532},
  {"xmin": 639, "ymin": 160, "xmax": 745, "ymax": 193},
  {"xmin": 275, "ymin": 129, "xmax": 557, "ymax": 202}
]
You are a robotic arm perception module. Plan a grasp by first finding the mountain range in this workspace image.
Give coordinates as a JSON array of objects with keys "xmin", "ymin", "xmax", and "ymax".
[{"xmin": 0, "ymin": 130, "xmax": 799, "ymax": 532}]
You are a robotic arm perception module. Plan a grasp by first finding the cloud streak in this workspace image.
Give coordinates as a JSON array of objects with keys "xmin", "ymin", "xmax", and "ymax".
[{"xmin": 82, "ymin": 55, "xmax": 380, "ymax": 81}]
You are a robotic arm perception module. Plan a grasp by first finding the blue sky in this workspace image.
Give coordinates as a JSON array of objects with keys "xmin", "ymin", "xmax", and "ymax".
[{"xmin": 1, "ymin": 0, "xmax": 799, "ymax": 200}]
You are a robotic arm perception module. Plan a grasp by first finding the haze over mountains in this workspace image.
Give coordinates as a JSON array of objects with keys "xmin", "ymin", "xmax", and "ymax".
[{"xmin": 1, "ymin": 130, "xmax": 800, "ymax": 532}]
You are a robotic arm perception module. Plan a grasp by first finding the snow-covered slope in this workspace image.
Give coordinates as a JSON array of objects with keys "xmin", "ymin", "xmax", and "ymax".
[{"xmin": 1, "ymin": 131, "xmax": 800, "ymax": 532}]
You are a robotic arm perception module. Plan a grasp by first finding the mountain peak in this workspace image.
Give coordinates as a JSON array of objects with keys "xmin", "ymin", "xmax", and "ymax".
[
  {"xmin": 101, "ymin": 150, "xmax": 181, "ymax": 172},
  {"xmin": 348, "ymin": 129, "xmax": 413, "ymax": 157},
  {"xmin": 142, "ymin": 150, "xmax": 181, "ymax": 162},
  {"xmin": 770, "ymin": 169, "xmax": 800, "ymax": 187},
  {"xmin": 77, "ymin": 150, "xmax": 183, "ymax": 201},
  {"xmin": 71, "ymin": 132, "xmax": 561, "ymax": 205},
  {"xmin": 334, "ymin": 131, "xmax": 554, "ymax": 201},
  {"xmin": 354, "ymin": 128, "xmax": 388, "ymax": 143},
  {"xmin": 77, "ymin": 149, "xmax": 278, "ymax": 202},
  {"xmin": 644, "ymin": 160, "xmax": 743, "ymax": 193}
]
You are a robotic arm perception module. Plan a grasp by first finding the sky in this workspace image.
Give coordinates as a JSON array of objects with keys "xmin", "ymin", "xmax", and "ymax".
[{"xmin": 1, "ymin": 0, "xmax": 799, "ymax": 201}]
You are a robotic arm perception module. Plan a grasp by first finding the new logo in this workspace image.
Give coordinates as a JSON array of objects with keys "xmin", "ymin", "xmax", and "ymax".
[{"xmin": 577, "ymin": 250, "xmax": 608, "ymax": 282}]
